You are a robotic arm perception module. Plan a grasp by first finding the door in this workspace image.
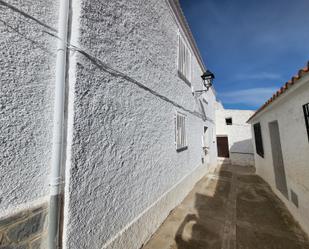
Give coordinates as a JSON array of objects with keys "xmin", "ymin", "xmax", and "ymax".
[
  {"xmin": 202, "ymin": 127, "xmax": 210, "ymax": 163},
  {"xmin": 217, "ymin": 136, "xmax": 229, "ymax": 158},
  {"xmin": 269, "ymin": 121, "xmax": 288, "ymax": 198},
  {"xmin": 203, "ymin": 126, "xmax": 208, "ymax": 149}
]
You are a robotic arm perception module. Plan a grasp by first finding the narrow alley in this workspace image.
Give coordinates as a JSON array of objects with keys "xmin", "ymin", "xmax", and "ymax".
[
  {"xmin": 1, "ymin": 1, "xmax": 309, "ymax": 248},
  {"xmin": 143, "ymin": 165, "xmax": 309, "ymax": 249}
]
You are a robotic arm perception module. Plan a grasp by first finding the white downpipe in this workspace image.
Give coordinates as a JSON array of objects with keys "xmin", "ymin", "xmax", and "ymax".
[{"xmin": 49, "ymin": 0, "xmax": 70, "ymax": 248}]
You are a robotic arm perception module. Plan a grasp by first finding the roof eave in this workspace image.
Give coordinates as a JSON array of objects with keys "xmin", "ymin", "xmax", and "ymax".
[
  {"xmin": 247, "ymin": 65, "xmax": 309, "ymax": 123},
  {"xmin": 166, "ymin": 0, "xmax": 207, "ymax": 73}
]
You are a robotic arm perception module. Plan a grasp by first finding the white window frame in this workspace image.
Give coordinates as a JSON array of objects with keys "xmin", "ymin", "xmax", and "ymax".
[
  {"xmin": 178, "ymin": 33, "xmax": 192, "ymax": 83},
  {"xmin": 175, "ymin": 112, "xmax": 187, "ymax": 151}
]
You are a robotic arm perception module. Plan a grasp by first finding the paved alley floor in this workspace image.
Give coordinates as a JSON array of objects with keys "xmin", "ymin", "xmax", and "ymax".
[{"xmin": 143, "ymin": 165, "xmax": 309, "ymax": 249}]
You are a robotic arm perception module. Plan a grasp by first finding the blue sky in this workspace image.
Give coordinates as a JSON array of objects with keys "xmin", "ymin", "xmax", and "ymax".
[{"xmin": 179, "ymin": 0, "xmax": 309, "ymax": 110}]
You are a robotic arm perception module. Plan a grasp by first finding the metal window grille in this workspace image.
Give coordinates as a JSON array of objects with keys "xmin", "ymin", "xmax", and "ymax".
[
  {"xmin": 253, "ymin": 122, "xmax": 264, "ymax": 158},
  {"xmin": 175, "ymin": 112, "xmax": 187, "ymax": 151},
  {"xmin": 178, "ymin": 35, "xmax": 191, "ymax": 82},
  {"xmin": 303, "ymin": 103, "xmax": 309, "ymax": 142}
]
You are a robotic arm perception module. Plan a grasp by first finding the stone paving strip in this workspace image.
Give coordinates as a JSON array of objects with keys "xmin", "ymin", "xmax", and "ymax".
[
  {"xmin": 0, "ymin": 205, "xmax": 48, "ymax": 249},
  {"xmin": 142, "ymin": 165, "xmax": 309, "ymax": 249}
]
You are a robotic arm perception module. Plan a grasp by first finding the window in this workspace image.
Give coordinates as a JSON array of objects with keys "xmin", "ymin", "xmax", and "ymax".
[
  {"xmin": 175, "ymin": 112, "xmax": 187, "ymax": 151},
  {"xmin": 178, "ymin": 35, "xmax": 191, "ymax": 83},
  {"xmin": 303, "ymin": 103, "xmax": 309, "ymax": 142},
  {"xmin": 225, "ymin": 118, "xmax": 232, "ymax": 125},
  {"xmin": 253, "ymin": 123, "xmax": 264, "ymax": 158}
]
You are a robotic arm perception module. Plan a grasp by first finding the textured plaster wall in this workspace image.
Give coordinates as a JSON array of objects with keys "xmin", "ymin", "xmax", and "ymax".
[
  {"xmin": 216, "ymin": 107, "xmax": 254, "ymax": 166},
  {"xmin": 0, "ymin": 0, "xmax": 59, "ymax": 213},
  {"xmin": 64, "ymin": 0, "xmax": 217, "ymax": 248},
  {"xmin": 250, "ymin": 75, "xmax": 309, "ymax": 235},
  {"xmin": 102, "ymin": 164, "xmax": 208, "ymax": 249},
  {"xmin": 204, "ymin": 88, "xmax": 218, "ymax": 167}
]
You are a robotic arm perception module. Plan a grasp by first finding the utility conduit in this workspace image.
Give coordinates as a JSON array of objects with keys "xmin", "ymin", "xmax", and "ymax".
[{"xmin": 48, "ymin": 0, "xmax": 70, "ymax": 248}]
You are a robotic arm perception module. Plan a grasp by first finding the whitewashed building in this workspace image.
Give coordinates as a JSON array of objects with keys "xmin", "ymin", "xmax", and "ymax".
[
  {"xmin": 248, "ymin": 61, "xmax": 309, "ymax": 235},
  {"xmin": 215, "ymin": 102, "xmax": 255, "ymax": 166},
  {"xmin": 0, "ymin": 1, "xmax": 217, "ymax": 249}
]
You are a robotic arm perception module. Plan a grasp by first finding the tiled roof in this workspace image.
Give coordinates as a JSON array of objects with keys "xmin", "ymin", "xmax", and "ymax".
[{"xmin": 247, "ymin": 61, "xmax": 309, "ymax": 122}]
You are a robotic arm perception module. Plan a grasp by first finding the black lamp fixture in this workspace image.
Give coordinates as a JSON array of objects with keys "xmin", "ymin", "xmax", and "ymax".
[{"xmin": 194, "ymin": 69, "xmax": 215, "ymax": 95}]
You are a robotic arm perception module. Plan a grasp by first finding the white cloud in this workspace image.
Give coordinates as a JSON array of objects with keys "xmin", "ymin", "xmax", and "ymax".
[
  {"xmin": 219, "ymin": 87, "xmax": 277, "ymax": 107},
  {"xmin": 235, "ymin": 72, "xmax": 282, "ymax": 81}
]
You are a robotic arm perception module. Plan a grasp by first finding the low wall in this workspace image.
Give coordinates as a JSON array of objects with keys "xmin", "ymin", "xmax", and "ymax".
[{"xmin": 230, "ymin": 152, "xmax": 255, "ymax": 167}]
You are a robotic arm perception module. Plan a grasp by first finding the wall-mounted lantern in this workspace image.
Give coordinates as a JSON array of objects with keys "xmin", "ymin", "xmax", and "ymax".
[{"xmin": 193, "ymin": 70, "xmax": 215, "ymax": 96}]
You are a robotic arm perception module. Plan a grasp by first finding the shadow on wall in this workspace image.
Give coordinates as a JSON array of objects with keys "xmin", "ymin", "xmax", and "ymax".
[
  {"xmin": 216, "ymin": 139, "xmax": 254, "ymax": 167},
  {"xmin": 229, "ymin": 139, "xmax": 253, "ymax": 155},
  {"xmin": 174, "ymin": 166, "xmax": 232, "ymax": 249}
]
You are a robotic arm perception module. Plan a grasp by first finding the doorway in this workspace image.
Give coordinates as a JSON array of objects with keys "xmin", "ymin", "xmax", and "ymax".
[
  {"xmin": 202, "ymin": 126, "xmax": 210, "ymax": 164},
  {"xmin": 217, "ymin": 136, "xmax": 229, "ymax": 158},
  {"xmin": 269, "ymin": 121, "xmax": 288, "ymax": 199},
  {"xmin": 203, "ymin": 126, "xmax": 208, "ymax": 149}
]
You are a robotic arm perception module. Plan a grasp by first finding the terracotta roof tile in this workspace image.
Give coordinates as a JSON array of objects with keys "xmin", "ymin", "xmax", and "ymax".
[{"xmin": 247, "ymin": 61, "xmax": 309, "ymax": 122}]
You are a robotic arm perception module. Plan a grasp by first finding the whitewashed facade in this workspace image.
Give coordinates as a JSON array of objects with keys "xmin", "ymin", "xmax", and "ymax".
[
  {"xmin": 0, "ymin": 0, "xmax": 217, "ymax": 248},
  {"xmin": 248, "ymin": 63, "xmax": 309, "ymax": 235},
  {"xmin": 215, "ymin": 102, "xmax": 255, "ymax": 166}
]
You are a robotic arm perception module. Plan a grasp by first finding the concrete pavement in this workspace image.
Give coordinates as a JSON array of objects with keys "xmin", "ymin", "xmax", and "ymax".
[{"xmin": 142, "ymin": 165, "xmax": 309, "ymax": 249}]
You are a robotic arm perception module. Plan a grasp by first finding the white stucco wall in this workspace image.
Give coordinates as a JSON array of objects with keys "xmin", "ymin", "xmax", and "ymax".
[
  {"xmin": 216, "ymin": 105, "xmax": 255, "ymax": 166},
  {"xmin": 205, "ymin": 89, "xmax": 218, "ymax": 168},
  {"xmin": 63, "ymin": 1, "xmax": 217, "ymax": 249},
  {"xmin": 0, "ymin": 0, "xmax": 58, "ymax": 215},
  {"xmin": 249, "ymin": 74, "xmax": 309, "ymax": 235}
]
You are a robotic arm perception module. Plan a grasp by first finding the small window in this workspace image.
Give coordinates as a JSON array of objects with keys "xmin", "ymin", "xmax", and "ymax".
[
  {"xmin": 225, "ymin": 118, "xmax": 232, "ymax": 125},
  {"xmin": 178, "ymin": 34, "xmax": 191, "ymax": 83},
  {"xmin": 175, "ymin": 112, "xmax": 187, "ymax": 151},
  {"xmin": 303, "ymin": 103, "xmax": 309, "ymax": 142},
  {"xmin": 253, "ymin": 122, "xmax": 264, "ymax": 158}
]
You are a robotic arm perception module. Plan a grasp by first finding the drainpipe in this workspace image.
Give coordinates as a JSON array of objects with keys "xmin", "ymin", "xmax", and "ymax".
[{"xmin": 48, "ymin": 0, "xmax": 70, "ymax": 248}]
